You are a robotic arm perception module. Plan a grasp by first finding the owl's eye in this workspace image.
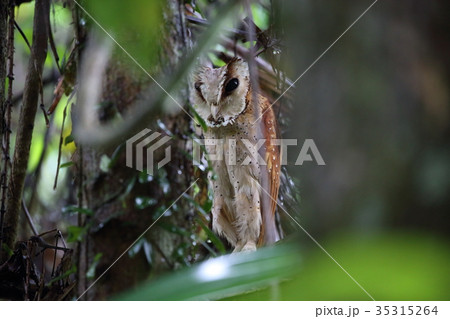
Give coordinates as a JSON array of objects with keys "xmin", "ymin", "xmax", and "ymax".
[
  {"xmin": 194, "ymin": 81, "xmax": 202, "ymax": 92},
  {"xmin": 225, "ymin": 78, "xmax": 239, "ymax": 93}
]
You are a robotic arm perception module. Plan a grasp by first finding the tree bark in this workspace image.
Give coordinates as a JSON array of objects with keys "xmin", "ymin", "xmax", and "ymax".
[
  {"xmin": 71, "ymin": 0, "xmax": 205, "ymax": 300},
  {"xmin": 0, "ymin": 0, "xmax": 8, "ymax": 262},
  {"xmin": 0, "ymin": 0, "xmax": 6, "ymax": 120},
  {"xmin": 1, "ymin": 0, "xmax": 49, "ymax": 262}
]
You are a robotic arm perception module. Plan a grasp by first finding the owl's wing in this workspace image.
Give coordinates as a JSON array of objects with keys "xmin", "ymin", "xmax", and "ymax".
[{"xmin": 258, "ymin": 95, "xmax": 282, "ymax": 245}]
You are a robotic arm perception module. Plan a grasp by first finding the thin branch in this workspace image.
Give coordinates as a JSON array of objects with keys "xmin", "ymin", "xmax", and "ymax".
[
  {"xmin": 14, "ymin": 21, "xmax": 31, "ymax": 50},
  {"xmin": 11, "ymin": 71, "xmax": 58, "ymax": 105},
  {"xmin": 47, "ymin": 17, "xmax": 61, "ymax": 73},
  {"xmin": 2, "ymin": 0, "xmax": 50, "ymax": 261},
  {"xmin": 186, "ymin": 15, "xmax": 247, "ymax": 38},
  {"xmin": 1, "ymin": 1, "xmax": 16, "ymax": 263},
  {"xmin": 21, "ymin": 198, "xmax": 38, "ymax": 236},
  {"xmin": 53, "ymin": 99, "xmax": 71, "ymax": 190}
]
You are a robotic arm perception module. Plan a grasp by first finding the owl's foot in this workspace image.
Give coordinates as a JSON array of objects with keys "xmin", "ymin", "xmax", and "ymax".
[
  {"xmin": 232, "ymin": 242, "xmax": 245, "ymax": 253},
  {"xmin": 232, "ymin": 241, "xmax": 256, "ymax": 253},
  {"xmin": 241, "ymin": 241, "xmax": 257, "ymax": 252}
]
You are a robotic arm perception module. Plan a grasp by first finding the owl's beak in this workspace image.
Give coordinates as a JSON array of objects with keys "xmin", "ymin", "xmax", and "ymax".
[{"xmin": 211, "ymin": 105, "xmax": 220, "ymax": 120}]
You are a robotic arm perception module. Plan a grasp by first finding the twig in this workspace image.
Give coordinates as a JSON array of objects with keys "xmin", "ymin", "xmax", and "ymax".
[
  {"xmin": 47, "ymin": 15, "xmax": 61, "ymax": 73},
  {"xmin": 38, "ymin": 228, "xmax": 57, "ymax": 237},
  {"xmin": 14, "ymin": 20, "xmax": 31, "ymax": 50},
  {"xmin": 21, "ymin": 198, "xmax": 38, "ymax": 236},
  {"xmin": 31, "ymin": 236, "xmax": 70, "ymax": 253},
  {"xmin": 53, "ymin": 96, "xmax": 74, "ymax": 189},
  {"xmin": 11, "ymin": 71, "xmax": 58, "ymax": 105},
  {"xmin": 186, "ymin": 15, "xmax": 247, "ymax": 38},
  {"xmin": 51, "ymin": 233, "xmax": 59, "ymax": 276},
  {"xmin": 57, "ymin": 230, "xmax": 67, "ymax": 249}
]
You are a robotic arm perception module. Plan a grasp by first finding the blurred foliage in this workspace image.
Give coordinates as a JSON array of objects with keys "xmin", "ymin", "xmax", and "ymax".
[
  {"xmin": 225, "ymin": 232, "xmax": 450, "ymax": 301},
  {"xmin": 117, "ymin": 243, "xmax": 301, "ymax": 301},
  {"xmin": 83, "ymin": 0, "xmax": 165, "ymax": 75},
  {"xmin": 117, "ymin": 232, "xmax": 449, "ymax": 301}
]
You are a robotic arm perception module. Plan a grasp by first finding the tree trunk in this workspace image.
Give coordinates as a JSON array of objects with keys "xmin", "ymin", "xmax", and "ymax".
[
  {"xmin": 0, "ymin": 0, "xmax": 6, "ymax": 126},
  {"xmin": 73, "ymin": 0, "xmax": 202, "ymax": 300},
  {"xmin": 1, "ymin": 0, "xmax": 49, "ymax": 263},
  {"xmin": 0, "ymin": 0, "xmax": 8, "ymax": 262}
]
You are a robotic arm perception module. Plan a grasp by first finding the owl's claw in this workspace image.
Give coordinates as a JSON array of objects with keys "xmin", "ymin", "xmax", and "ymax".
[
  {"xmin": 232, "ymin": 242, "xmax": 244, "ymax": 253},
  {"xmin": 232, "ymin": 241, "xmax": 256, "ymax": 253},
  {"xmin": 240, "ymin": 241, "xmax": 257, "ymax": 252}
]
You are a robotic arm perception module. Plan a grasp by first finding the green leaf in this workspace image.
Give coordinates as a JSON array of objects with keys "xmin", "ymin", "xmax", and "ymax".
[
  {"xmin": 99, "ymin": 154, "xmax": 111, "ymax": 172},
  {"xmin": 67, "ymin": 225, "xmax": 88, "ymax": 242},
  {"xmin": 62, "ymin": 206, "xmax": 94, "ymax": 216},
  {"xmin": 138, "ymin": 171, "xmax": 154, "ymax": 184},
  {"xmin": 158, "ymin": 222, "xmax": 190, "ymax": 236},
  {"xmin": 64, "ymin": 134, "xmax": 74, "ymax": 145},
  {"xmin": 251, "ymin": 3, "xmax": 269, "ymax": 30},
  {"xmin": 59, "ymin": 161, "xmax": 73, "ymax": 168},
  {"xmin": 226, "ymin": 233, "xmax": 450, "ymax": 301},
  {"xmin": 128, "ymin": 238, "xmax": 153, "ymax": 265},
  {"xmin": 196, "ymin": 217, "xmax": 226, "ymax": 254},
  {"xmin": 87, "ymin": 253, "xmax": 103, "ymax": 280},
  {"xmin": 115, "ymin": 243, "xmax": 301, "ymax": 301},
  {"xmin": 135, "ymin": 196, "xmax": 157, "ymax": 210},
  {"xmin": 182, "ymin": 193, "xmax": 207, "ymax": 215},
  {"xmin": 85, "ymin": 0, "xmax": 165, "ymax": 72},
  {"xmin": 46, "ymin": 264, "xmax": 77, "ymax": 286},
  {"xmin": 1, "ymin": 243, "xmax": 14, "ymax": 257},
  {"xmin": 190, "ymin": 105, "xmax": 208, "ymax": 132}
]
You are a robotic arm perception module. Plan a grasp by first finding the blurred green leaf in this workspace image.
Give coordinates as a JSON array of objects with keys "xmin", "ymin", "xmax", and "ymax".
[
  {"xmin": 86, "ymin": 253, "xmax": 103, "ymax": 280},
  {"xmin": 1, "ymin": 243, "xmax": 13, "ymax": 257},
  {"xmin": 135, "ymin": 196, "xmax": 157, "ymax": 209},
  {"xmin": 28, "ymin": 131, "xmax": 44, "ymax": 172},
  {"xmin": 63, "ymin": 206, "xmax": 94, "ymax": 216},
  {"xmin": 67, "ymin": 225, "xmax": 88, "ymax": 243},
  {"xmin": 158, "ymin": 222, "xmax": 190, "ymax": 236},
  {"xmin": 128, "ymin": 238, "xmax": 153, "ymax": 265},
  {"xmin": 182, "ymin": 193, "xmax": 209, "ymax": 215},
  {"xmin": 190, "ymin": 105, "xmax": 208, "ymax": 132},
  {"xmin": 64, "ymin": 134, "xmax": 74, "ymax": 145},
  {"xmin": 84, "ymin": 0, "xmax": 165, "ymax": 72},
  {"xmin": 196, "ymin": 217, "xmax": 226, "ymax": 254},
  {"xmin": 46, "ymin": 264, "xmax": 77, "ymax": 286},
  {"xmin": 116, "ymin": 243, "xmax": 301, "ymax": 300},
  {"xmin": 251, "ymin": 2, "xmax": 269, "ymax": 30},
  {"xmin": 226, "ymin": 232, "xmax": 450, "ymax": 301},
  {"xmin": 99, "ymin": 154, "xmax": 111, "ymax": 172},
  {"xmin": 138, "ymin": 171, "xmax": 154, "ymax": 184},
  {"xmin": 59, "ymin": 161, "xmax": 73, "ymax": 168}
]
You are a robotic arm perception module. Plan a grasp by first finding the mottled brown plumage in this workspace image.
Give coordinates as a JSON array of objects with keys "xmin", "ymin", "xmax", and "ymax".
[{"xmin": 191, "ymin": 58, "xmax": 281, "ymax": 252}]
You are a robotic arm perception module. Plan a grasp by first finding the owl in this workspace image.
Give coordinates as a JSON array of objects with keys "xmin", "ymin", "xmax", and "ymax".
[{"xmin": 191, "ymin": 58, "xmax": 282, "ymax": 252}]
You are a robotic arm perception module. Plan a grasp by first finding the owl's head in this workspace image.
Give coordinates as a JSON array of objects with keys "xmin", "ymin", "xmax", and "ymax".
[{"xmin": 191, "ymin": 58, "xmax": 250, "ymax": 128}]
